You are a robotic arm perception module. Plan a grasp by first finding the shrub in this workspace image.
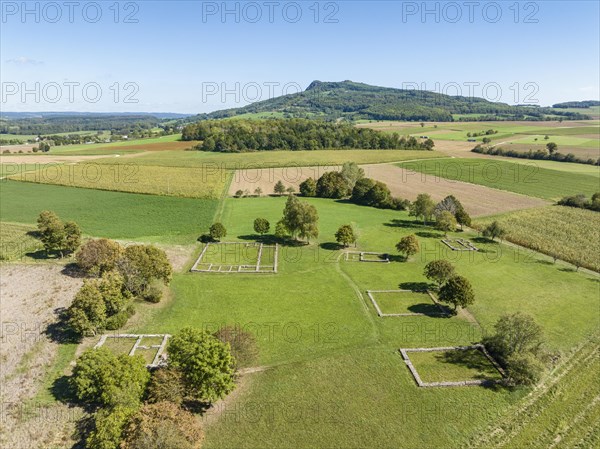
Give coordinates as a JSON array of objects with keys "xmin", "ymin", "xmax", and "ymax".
[
  {"xmin": 214, "ymin": 325, "xmax": 259, "ymax": 369},
  {"xmin": 253, "ymin": 218, "xmax": 270, "ymax": 235},
  {"xmin": 85, "ymin": 405, "xmax": 136, "ymax": 449},
  {"xmin": 167, "ymin": 327, "xmax": 235, "ymax": 402},
  {"xmin": 395, "ymin": 235, "xmax": 419, "ymax": 260},
  {"xmin": 208, "ymin": 223, "xmax": 227, "ymax": 241},
  {"xmin": 146, "ymin": 368, "xmax": 186, "ymax": 405},
  {"xmin": 504, "ymin": 353, "xmax": 545, "ymax": 386},
  {"xmin": 482, "ymin": 221, "xmax": 507, "ymax": 241},
  {"xmin": 121, "ymin": 402, "xmax": 204, "ymax": 449},
  {"xmin": 76, "ymin": 239, "xmax": 123, "ymax": 276},
  {"xmin": 70, "ymin": 348, "xmax": 150, "ymax": 408},
  {"xmin": 316, "ymin": 171, "xmax": 348, "ymax": 199},
  {"xmin": 299, "ymin": 177, "xmax": 317, "ymax": 197},
  {"xmin": 117, "ymin": 245, "xmax": 172, "ymax": 297},
  {"xmin": 142, "ymin": 280, "xmax": 163, "ymax": 303}
]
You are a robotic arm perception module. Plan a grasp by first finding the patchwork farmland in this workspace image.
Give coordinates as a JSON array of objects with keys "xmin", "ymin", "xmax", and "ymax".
[{"xmin": 1, "ymin": 115, "xmax": 599, "ymax": 449}]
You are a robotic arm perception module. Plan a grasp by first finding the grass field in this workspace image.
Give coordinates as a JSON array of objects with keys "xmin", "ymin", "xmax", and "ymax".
[
  {"xmin": 11, "ymin": 163, "xmax": 230, "ymax": 199},
  {"xmin": 407, "ymin": 348, "xmax": 503, "ymax": 383},
  {"xmin": 370, "ymin": 290, "xmax": 438, "ymax": 315},
  {"xmin": 398, "ymin": 158, "xmax": 600, "ymax": 200},
  {"xmin": 0, "ymin": 180, "xmax": 217, "ymax": 243},
  {"xmin": 129, "ymin": 196, "xmax": 596, "ymax": 448},
  {"xmin": 13, "ymin": 190, "xmax": 598, "ymax": 448},
  {"xmin": 0, "ymin": 222, "xmax": 42, "ymax": 260},
  {"xmin": 473, "ymin": 206, "xmax": 600, "ymax": 272}
]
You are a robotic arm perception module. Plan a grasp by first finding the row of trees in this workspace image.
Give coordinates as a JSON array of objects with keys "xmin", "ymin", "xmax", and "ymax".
[
  {"xmin": 472, "ymin": 143, "xmax": 600, "ymax": 166},
  {"xmin": 408, "ymin": 194, "xmax": 472, "ymax": 231},
  {"xmin": 71, "ymin": 324, "xmax": 256, "ymax": 449},
  {"xmin": 182, "ymin": 119, "xmax": 435, "ymax": 152},
  {"xmin": 67, "ymin": 239, "xmax": 172, "ymax": 336},
  {"xmin": 558, "ymin": 192, "xmax": 600, "ymax": 212},
  {"xmin": 297, "ymin": 162, "xmax": 411, "ymax": 211}
]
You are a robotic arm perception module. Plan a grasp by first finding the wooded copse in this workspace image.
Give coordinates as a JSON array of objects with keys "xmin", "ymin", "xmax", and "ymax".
[{"xmin": 182, "ymin": 119, "xmax": 435, "ymax": 152}]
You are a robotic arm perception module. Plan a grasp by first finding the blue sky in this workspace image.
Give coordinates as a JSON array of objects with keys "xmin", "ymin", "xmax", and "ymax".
[{"xmin": 2, "ymin": 1, "xmax": 599, "ymax": 113}]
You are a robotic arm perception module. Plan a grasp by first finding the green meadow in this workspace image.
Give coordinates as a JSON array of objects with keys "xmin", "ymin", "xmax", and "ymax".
[{"xmin": 0, "ymin": 180, "xmax": 217, "ymax": 243}]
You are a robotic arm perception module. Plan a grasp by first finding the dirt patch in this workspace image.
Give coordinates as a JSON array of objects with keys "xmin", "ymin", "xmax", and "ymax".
[
  {"xmin": 0, "ymin": 263, "xmax": 84, "ymax": 449},
  {"xmin": 229, "ymin": 165, "xmax": 341, "ymax": 196},
  {"xmin": 161, "ymin": 244, "xmax": 197, "ymax": 273}
]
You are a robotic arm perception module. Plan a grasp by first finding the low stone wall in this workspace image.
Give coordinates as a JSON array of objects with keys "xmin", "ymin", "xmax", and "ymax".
[{"xmin": 399, "ymin": 345, "xmax": 505, "ymax": 387}]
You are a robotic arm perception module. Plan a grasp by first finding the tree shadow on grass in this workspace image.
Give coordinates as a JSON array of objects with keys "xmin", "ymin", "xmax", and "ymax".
[
  {"xmin": 439, "ymin": 349, "xmax": 502, "ymax": 382},
  {"xmin": 387, "ymin": 254, "xmax": 406, "ymax": 263},
  {"xmin": 398, "ymin": 281, "xmax": 431, "ymax": 292},
  {"xmin": 471, "ymin": 237, "xmax": 496, "ymax": 245},
  {"xmin": 320, "ymin": 242, "xmax": 345, "ymax": 251},
  {"xmin": 26, "ymin": 230, "xmax": 41, "ymax": 239},
  {"xmin": 384, "ymin": 219, "xmax": 428, "ymax": 229},
  {"xmin": 416, "ymin": 231, "xmax": 444, "ymax": 239},
  {"xmin": 24, "ymin": 250, "xmax": 53, "ymax": 260},
  {"xmin": 183, "ymin": 399, "xmax": 212, "ymax": 415},
  {"xmin": 407, "ymin": 303, "xmax": 450, "ymax": 317},
  {"xmin": 237, "ymin": 234, "xmax": 281, "ymax": 245}
]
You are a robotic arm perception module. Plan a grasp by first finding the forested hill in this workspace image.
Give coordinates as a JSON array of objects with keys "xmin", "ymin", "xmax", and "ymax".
[{"xmin": 193, "ymin": 80, "xmax": 590, "ymax": 122}]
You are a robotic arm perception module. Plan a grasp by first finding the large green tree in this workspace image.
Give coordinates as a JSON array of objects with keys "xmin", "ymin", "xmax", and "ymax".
[
  {"xmin": 280, "ymin": 195, "xmax": 319, "ymax": 242},
  {"xmin": 335, "ymin": 224, "xmax": 356, "ymax": 248},
  {"xmin": 438, "ymin": 275, "xmax": 475, "ymax": 312},
  {"xmin": 167, "ymin": 327, "xmax": 236, "ymax": 403},
  {"xmin": 409, "ymin": 194, "xmax": 435, "ymax": 225},
  {"xmin": 117, "ymin": 245, "xmax": 172, "ymax": 298},
  {"xmin": 395, "ymin": 235, "xmax": 419, "ymax": 260},
  {"xmin": 299, "ymin": 177, "xmax": 317, "ymax": 197},
  {"xmin": 253, "ymin": 218, "xmax": 270, "ymax": 235},
  {"xmin": 435, "ymin": 211, "xmax": 457, "ymax": 236},
  {"xmin": 316, "ymin": 171, "xmax": 348, "ymax": 199},
  {"xmin": 70, "ymin": 348, "xmax": 150, "ymax": 408},
  {"xmin": 423, "ymin": 260, "xmax": 456, "ymax": 288},
  {"xmin": 76, "ymin": 238, "xmax": 124, "ymax": 275}
]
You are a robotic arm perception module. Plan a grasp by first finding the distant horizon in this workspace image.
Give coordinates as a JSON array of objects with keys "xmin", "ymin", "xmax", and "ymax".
[{"xmin": 2, "ymin": 80, "xmax": 598, "ymax": 116}]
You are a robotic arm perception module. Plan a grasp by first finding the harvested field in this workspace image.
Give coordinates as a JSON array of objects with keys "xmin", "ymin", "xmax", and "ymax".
[
  {"xmin": 0, "ymin": 264, "xmax": 84, "ymax": 448},
  {"xmin": 0, "ymin": 153, "xmax": 134, "ymax": 164},
  {"xmin": 0, "ymin": 144, "xmax": 37, "ymax": 154},
  {"xmin": 60, "ymin": 140, "xmax": 200, "ymax": 154}
]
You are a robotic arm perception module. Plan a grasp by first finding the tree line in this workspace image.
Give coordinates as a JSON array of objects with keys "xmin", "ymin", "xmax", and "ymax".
[
  {"xmin": 472, "ymin": 143, "xmax": 600, "ymax": 166},
  {"xmin": 182, "ymin": 119, "xmax": 435, "ymax": 152},
  {"xmin": 558, "ymin": 192, "xmax": 600, "ymax": 212}
]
